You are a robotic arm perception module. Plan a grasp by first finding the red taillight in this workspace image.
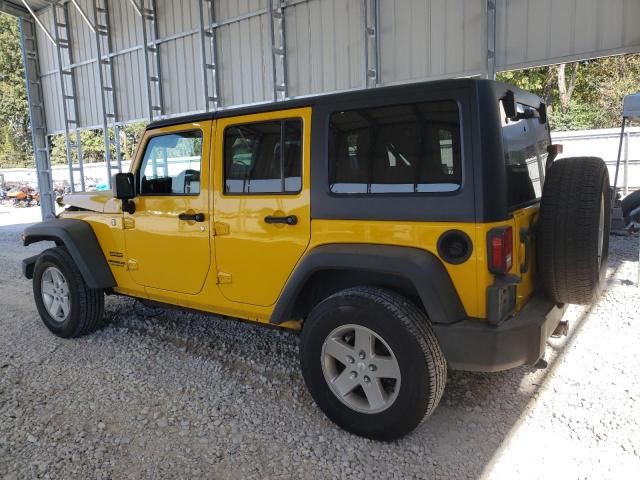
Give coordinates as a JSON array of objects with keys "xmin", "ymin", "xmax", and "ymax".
[{"xmin": 488, "ymin": 227, "xmax": 513, "ymax": 274}]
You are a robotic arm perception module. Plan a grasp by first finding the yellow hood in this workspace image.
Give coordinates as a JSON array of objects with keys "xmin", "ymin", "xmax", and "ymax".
[{"xmin": 62, "ymin": 191, "xmax": 122, "ymax": 214}]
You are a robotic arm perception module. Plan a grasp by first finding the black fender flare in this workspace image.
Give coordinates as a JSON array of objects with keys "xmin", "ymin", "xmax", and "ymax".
[
  {"xmin": 22, "ymin": 218, "xmax": 116, "ymax": 289},
  {"xmin": 270, "ymin": 244, "xmax": 466, "ymax": 325}
]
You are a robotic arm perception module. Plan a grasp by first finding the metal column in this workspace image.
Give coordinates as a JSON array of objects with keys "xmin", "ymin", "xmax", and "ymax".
[
  {"xmin": 140, "ymin": 0, "xmax": 163, "ymax": 120},
  {"xmin": 362, "ymin": 0, "xmax": 380, "ymax": 88},
  {"xmin": 199, "ymin": 0, "xmax": 220, "ymax": 111},
  {"xmin": 268, "ymin": 0, "xmax": 288, "ymax": 101},
  {"xmin": 486, "ymin": 0, "xmax": 497, "ymax": 79},
  {"xmin": 52, "ymin": 1, "xmax": 85, "ymax": 192},
  {"xmin": 92, "ymin": 0, "xmax": 120, "ymax": 185},
  {"xmin": 19, "ymin": 17, "xmax": 55, "ymax": 220}
]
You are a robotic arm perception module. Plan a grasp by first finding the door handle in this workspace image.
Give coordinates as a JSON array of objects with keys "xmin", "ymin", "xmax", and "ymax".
[
  {"xmin": 264, "ymin": 215, "xmax": 298, "ymax": 225},
  {"xmin": 178, "ymin": 212, "xmax": 205, "ymax": 222}
]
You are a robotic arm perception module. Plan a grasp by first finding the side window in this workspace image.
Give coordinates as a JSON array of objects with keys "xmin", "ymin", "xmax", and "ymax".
[
  {"xmin": 500, "ymin": 101, "xmax": 549, "ymax": 208},
  {"xmin": 224, "ymin": 119, "xmax": 302, "ymax": 194},
  {"xmin": 139, "ymin": 131, "xmax": 202, "ymax": 195},
  {"xmin": 328, "ymin": 100, "xmax": 462, "ymax": 194}
]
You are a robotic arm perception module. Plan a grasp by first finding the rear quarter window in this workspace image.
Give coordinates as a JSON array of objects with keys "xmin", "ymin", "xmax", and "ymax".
[
  {"xmin": 500, "ymin": 101, "xmax": 550, "ymax": 209},
  {"xmin": 328, "ymin": 100, "xmax": 462, "ymax": 194}
]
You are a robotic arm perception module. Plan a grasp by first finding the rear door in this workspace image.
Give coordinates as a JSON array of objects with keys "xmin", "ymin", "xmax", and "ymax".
[
  {"xmin": 212, "ymin": 108, "xmax": 311, "ymax": 307},
  {"xmin": 500, "ymin": 101, "xmax": 550, "ymax": 306}
]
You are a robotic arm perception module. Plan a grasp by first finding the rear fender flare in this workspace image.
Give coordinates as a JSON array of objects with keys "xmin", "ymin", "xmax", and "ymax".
[{"xmin": 270, "ymin": 244, "xmax": 466, "ymax": 325}]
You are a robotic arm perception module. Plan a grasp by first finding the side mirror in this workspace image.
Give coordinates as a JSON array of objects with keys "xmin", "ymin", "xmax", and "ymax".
[
  {"xmin": 112, "ymin": 173, "xmax": 136, "ymax": 214},
  {"xmin": 503, "ymin": 90, "xmax": 517, "ymax": 119}
]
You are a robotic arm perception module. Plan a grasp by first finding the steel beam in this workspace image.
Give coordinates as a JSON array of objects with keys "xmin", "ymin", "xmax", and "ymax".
[
  {"xmin": 199, "ymin": 0, "xmax": 220, "ymax": 111},
  {"xmin": 19, "ymin": 0, "xmax": 56, "ymax": 45},
  {"xmin": 268, "ymin": 0, "xmax": 288, "ymax": 100},
  {"xmin": 70, "ymin": 0, "xmax": 95, "ymax": 33},
  {"xmin": 0, "ymin": 0, "xmax": 30, "ymax": 18},
  {"xmin": 362, "ymin": 0, "xmax": 380, "ymax": 88},
  {"xmin": 19, "ymin": 16, "xmax": 56, "ymax": 220},
  {"xmin": 486, "ymin": 0, "xmax": 497, "ymax": 79}
]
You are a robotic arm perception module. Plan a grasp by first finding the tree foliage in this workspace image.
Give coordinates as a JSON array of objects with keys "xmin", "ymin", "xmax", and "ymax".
[
  {"xmin": 0, "ymin": 13, "xmax": 31, "ymax": 168},
  {"xmin": 497, "ymin": 54, "xmax": 640, "ymax": 130}
]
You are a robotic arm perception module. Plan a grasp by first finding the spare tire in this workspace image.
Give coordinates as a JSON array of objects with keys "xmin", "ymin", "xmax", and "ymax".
[
  {"xmin": 538, "ymin": 157, "xmax": 610, "ymax": 305},
  {"xmin": 621, "ymin": 189, "xmax": 640, "ymax": 218}
]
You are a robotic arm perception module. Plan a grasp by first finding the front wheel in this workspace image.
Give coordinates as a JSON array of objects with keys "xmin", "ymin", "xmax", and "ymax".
[
  {"xmin": 33, "ymin": 247, "xmax": 104, "ymax": 338},
  {"xmin": 300, "ymin": 286, "xmax": 447, "ymax": 441}
]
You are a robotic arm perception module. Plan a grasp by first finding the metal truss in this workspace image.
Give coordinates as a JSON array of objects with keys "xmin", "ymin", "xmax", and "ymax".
[
  {"xmin": 199, "ymin": 0, "xmax": 220, "ymax": 111},
  {"xmin": 362, "ymin": 0, "xmax": 380, "ymax": 88},
  {"xmin": 52, "ymin": 0, "xmax": 85, "ymax": 192},
  {"xmin": 19, "ymin": 16, "xmax": 56, "ymax": 219},
  {"xmin": 268, "ymin": 0, "xmax": 288, "ymax": 101}
]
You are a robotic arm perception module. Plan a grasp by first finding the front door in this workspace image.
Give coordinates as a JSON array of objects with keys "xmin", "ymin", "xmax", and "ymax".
[
  {"xmin": 124, "ymin": 122, "xmax": 212, "ymax": 295},
  {"xmin": 213, "ymin": 108, "xmax": 311, "ymax": 306}
]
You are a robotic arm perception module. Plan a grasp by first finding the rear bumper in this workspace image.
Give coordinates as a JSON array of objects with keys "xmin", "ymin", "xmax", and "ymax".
[{"xmin": 433, "ymin": 294, "xmax": 567, "ymax": 372}]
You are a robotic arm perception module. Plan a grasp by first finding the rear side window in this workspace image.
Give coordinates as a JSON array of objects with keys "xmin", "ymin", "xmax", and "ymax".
[
  {"xmin": 328, "ymin": 100, "xmax": 462, "ymax": 194},
  {"xmin": 224, "ymin": 119, "xmax": 302, "ymax": 194},
  {"xmin": 500, "ymin": 101, "xmax": 550, "ymax": 209}
]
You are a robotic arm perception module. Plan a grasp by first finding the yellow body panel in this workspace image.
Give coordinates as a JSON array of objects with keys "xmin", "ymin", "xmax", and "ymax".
[
  {"xmin": 212, "ymin": 108, "xmax": 312, "ymax": 307},
  {"xmin": 59, "ymin": 112, "xmax": 537, "ymax": 330},
  {"xmin": 123, "ymin": 122, "xmax": 213, "ymax": 295}
]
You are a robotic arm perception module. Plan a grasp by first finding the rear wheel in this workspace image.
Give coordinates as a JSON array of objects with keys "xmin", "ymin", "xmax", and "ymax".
[
  {"xmin": 300, "ymin": 286, "xmax": 446, "ymax": 440},
  {"xmin": 538, "ymin": 156, "xmax": 610, "ymax": 305},
  {"xmin": 33, "ymin": 247, "xmax": 104, "ymax": 338}
]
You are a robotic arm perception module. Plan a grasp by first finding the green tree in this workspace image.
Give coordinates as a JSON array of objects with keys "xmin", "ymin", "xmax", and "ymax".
[
  {"xmin": 0, "ymin": 13, "xmax": 32, "ymax": 168},
  {"xmin": 498, "ymin": 54, "xmax": 640, "ymax": 131}
]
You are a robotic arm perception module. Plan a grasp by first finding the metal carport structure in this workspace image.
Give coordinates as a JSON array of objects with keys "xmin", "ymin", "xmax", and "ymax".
[{"xmin": 1, "ymin": 0, "xmax": 640, "ymax": 219}]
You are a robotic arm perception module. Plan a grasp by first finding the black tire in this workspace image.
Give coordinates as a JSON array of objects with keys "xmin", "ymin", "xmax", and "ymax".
[
  {"xmin": 300, "ymin": 286, "xmax": 447, "ymax": 441},
  {"xmin": 538, "ymin": 157, "xmax": 610, "ymax": 305},
  {"xmin": 621, "ymin": 189, "xmax": 640, "ymax": 218},
  {"xmin": 33, "ymin": 247, "xmax": 104, "ymax": 338}
]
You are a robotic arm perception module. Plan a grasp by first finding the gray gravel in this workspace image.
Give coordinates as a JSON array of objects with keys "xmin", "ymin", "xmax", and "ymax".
[{"xmin": 1, "ymin": 206, "xmax": 639, "ymax": 479}]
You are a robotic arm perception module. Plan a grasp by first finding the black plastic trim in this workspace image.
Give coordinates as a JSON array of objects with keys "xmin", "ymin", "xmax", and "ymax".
[
  {"xmin": 269, "ymin": 244, "xmax": 466, "ymax": 325},
  {"xmin": 433, "ymin": 294, "xmax": 566, "ymax": 372},
  {"xmin": 22, "ymin": 254, "xmax": 39, "ymax": 279},
  {"xmin": 22, "ymin": 219, "xmax": 116, "ymax": 289}
]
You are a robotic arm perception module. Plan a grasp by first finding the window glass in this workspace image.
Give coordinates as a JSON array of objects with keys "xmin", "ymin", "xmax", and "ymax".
[
  {"xmin": 139, "ymin": 131, "xmax": 202, "ymax": 195},
  {"xmin": 328, "ymin": 100, "xmax": 462, "ymax": 194},
  {"xmin": 224, "ymin": 119, "xmax": 302, "ymax": 194},
  {"xmin": 500, "ymin": 101, "xmax": 550, "ymax": 208}
]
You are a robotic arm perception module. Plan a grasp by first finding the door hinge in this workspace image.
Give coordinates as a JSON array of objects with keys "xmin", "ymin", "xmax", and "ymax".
[
  {"xmin": 126, "ymin": 259, "xmax": 139, "ymax": 271},
  {"xmin": 216, "ymin": 271, "xmax": 232, "ymax": 284},
  {"xmin": 213, "ymin": 221, "xmax": 230, "ymax": 236},
  {"xmin": 123, "ymin": 217, "xmax": 135, "ymax": 229}
]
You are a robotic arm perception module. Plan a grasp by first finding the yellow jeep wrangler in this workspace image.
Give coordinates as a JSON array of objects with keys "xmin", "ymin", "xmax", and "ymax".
[{"xmin": 23, "ymin": 79, "xmax": 609, "ymax": 440}]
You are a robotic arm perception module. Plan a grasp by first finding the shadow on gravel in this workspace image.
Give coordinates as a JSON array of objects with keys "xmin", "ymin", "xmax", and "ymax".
[{"xmin": 5, "ymin": 216, "xmax": 634, "ymax": 478}]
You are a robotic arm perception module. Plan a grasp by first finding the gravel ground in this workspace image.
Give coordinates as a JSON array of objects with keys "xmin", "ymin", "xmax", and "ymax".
[{"xmin": 1, "ymin": 205, "xmax": 639, "ymax": 479}]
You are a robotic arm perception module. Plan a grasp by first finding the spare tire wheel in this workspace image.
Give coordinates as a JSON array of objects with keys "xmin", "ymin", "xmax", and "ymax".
[{"xmin": 538, "ymin": 157, "xmax": 610, "ymax": 305}]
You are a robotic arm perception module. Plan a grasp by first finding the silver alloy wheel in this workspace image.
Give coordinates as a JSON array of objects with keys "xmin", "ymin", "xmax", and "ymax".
[
  {"xmin": 321, "ymin": 324, "xmax": 401, "ymax": 414},
  {"xmin": 41, "ymin": 266, "xmax": 70, "ymax": 323},
  {"xmin": 597, "ymin": 192, "xmax": 605, "ymax": 265}
]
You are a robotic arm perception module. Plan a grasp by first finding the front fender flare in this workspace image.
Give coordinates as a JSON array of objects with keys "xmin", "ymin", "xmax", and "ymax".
[
  {"xmin": 23, "ymin": 218, "xmax": 116, "ymax": 289},
  {"xmin": 270, "ymin": 244, "xmax": 466, "ymax": 325}
]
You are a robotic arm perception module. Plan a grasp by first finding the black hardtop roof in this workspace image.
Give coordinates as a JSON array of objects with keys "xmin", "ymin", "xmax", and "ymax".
[{"xmin": 146, "ymin": 78, "xmax": 540, "ymax": 130}]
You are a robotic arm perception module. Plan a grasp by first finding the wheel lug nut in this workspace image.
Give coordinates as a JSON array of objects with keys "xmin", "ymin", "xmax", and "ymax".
[
  {"xmin": 363, "ymin": 376, "xmax": 370, "ymax": 383},
  {"xmin": 359, "ymin": 351, "xmax": 366, "ymax": 360},
  {"xmin": 368, "ymin": 364, "xmax": 377, "ymax": 372},
  {"xmin": 349, "ymin": 372, "xmax": 357, "ymax": 379},
  {"xmin": 346, "ymin": 356, "xmax": 354, "ymax": 364}
]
